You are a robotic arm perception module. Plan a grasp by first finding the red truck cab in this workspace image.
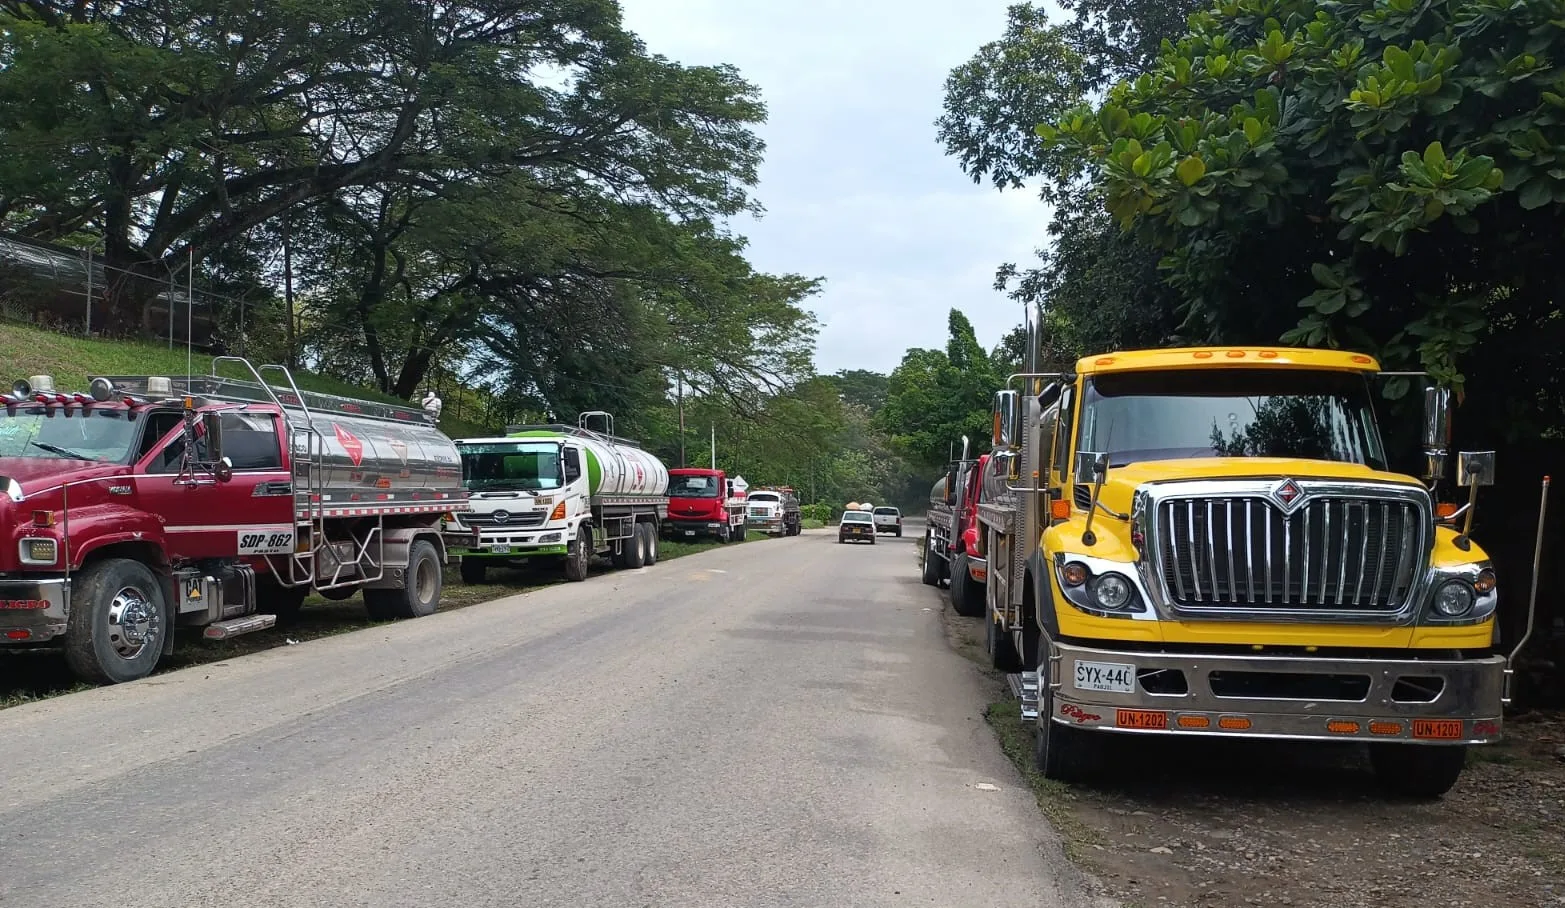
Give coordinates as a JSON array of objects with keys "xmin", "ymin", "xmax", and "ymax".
[{"xmin": 664, "ymin": 468, "xmax": 747, "ymax": 542}]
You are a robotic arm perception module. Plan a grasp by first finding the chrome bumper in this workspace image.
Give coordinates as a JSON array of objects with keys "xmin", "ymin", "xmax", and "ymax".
[
  {"xmin": 1048, "ymin": 639, "xmax": 1505, "ymax": 745},
  {"xmin": 0, "ymin": 577, "xmax": 71, "ymax": 643}
]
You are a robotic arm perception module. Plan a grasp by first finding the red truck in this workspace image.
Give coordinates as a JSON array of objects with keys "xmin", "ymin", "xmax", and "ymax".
[
  {"xmin": 664, "ymin": 468, "xmax": 747, "ymax": 542},
  {"xmin": 946, "ymin": 453, "xmax": 990, "ymax": 618},
  {"xmin": 0, "ymin": 358, "xmax": 470, "ymax": 684}
]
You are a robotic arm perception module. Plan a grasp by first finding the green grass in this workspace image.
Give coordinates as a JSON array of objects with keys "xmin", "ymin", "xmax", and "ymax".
[
  {"xmin": 802, "ymin": 518, "xmax": 825, "ymax": 529},
  {"xmin": 0, "ymin": 532, "xmax": 769, "ymax": 710},
  {"xmin": 0, "ymin": 321, "xmax": 490, "ymax": 437}
]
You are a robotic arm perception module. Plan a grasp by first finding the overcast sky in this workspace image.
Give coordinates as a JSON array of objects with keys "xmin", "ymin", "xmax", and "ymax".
[{"xmin": 617, "ymin": 0, "xmax": 1046, "ymax": 376}]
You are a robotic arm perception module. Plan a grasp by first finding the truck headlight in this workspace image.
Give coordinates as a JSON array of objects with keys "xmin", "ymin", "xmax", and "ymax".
[
  {"xmin": 1090, "ymin": 573, "xmax": 1133, "ymax": 610},
  {"xmin": 19, "ymin": 537, "xmax": 58, "ymax": 565},
  {"xmin": 1432, "ymin": 581, "xmax": 1476, "ymax": 618}
]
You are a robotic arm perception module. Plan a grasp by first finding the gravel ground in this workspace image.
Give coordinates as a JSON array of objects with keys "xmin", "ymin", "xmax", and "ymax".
[{"xmin": 939, "ymin": 604, "xmax": 1565, "ymax": 908}]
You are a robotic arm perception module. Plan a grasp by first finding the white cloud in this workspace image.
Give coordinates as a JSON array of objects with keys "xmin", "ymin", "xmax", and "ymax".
[{"xmin": 618, "ymin": 0, "xmax": 1051, "ymax": 374}]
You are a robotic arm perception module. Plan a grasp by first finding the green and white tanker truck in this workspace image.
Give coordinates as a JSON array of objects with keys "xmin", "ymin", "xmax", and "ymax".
[{"xmin": 447, "ymin": 412, "xmax": 669, "ymax": 583}]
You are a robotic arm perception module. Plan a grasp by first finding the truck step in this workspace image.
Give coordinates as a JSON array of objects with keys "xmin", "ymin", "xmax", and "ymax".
[
  {"xmin": 203, "ymin": 614, "xmax": 278, "ymax": 640},
  {"xmin": 1008, "ymin": 671, "xmax": 1040, "ymax": 722}
]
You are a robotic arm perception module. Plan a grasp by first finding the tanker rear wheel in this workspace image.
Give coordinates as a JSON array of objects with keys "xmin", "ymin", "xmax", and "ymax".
[
  {"xmin": 258, "ymin": 580, "xmax": 309, "ymax": 624},
  {"xmin": 640, "ymin": 523, "xmax": 659, "ymax": 566},
  {"xmin": 920, "ymin": 532, "xmax": 940, "ymax": 586},
  {"xmin": 364, "ymin": 539, "xmax": 442, "ymax": 621},
  {"xmin": 617, "ymin": 524, "xmax": 646, "ymax": 570}
]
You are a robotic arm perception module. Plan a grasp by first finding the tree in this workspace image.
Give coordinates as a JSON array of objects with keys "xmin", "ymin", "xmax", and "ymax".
[
  {"xmin": 938, "ymin": 1, "xmax": 1201, "ymax": 360},
  {"xmin": 876, "ymin": 310, "xmax": 1004, "ymax": 468},
  {"xmin": 0, "ymin": 0, "xmax": 769, "ymax": 397},
  {"xmin": 1041, "ymin": 0, "xmax": 1565, "ymax": 404}
]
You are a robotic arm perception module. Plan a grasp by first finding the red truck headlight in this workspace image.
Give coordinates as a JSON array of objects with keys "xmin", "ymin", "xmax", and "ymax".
[{"xmin": 18, "ymin": 536, "xmax": 58, "ymax": 565}]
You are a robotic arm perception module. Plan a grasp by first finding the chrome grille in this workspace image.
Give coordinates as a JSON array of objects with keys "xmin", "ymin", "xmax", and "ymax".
[
  {"xmin": 465, "ymin": 511, "xmax": 547, "ymax": 528},
  {"xmin": 1156, "ymin": 496, "xmax": 1422, "ymax": 611}
]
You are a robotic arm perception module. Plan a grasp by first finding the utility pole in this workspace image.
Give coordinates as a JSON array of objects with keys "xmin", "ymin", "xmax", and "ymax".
[
  {"xmin": 283, "ymin": 214, "xmax": 297, "ymax": 368},
  {"xmin": 710, "ymin": 423, "xmax": 716, "ymax": 468},
  {"xmin": 677, "ymin": 374, "xmax": 686, "ymax": 467}
]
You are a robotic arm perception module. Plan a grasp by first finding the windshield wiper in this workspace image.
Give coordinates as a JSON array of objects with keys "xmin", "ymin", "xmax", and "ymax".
[{"xmin": 31, "ymin": 441, "xmax": 94, "ymax": 461}]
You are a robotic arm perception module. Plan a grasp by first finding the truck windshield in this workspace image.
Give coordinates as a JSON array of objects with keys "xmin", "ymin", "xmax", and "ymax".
[
  {"xmin": 460, "ymin": 443, "xmax": 563, "ymax": 491},
  {"xmin": 670, "ymin": 475, "xmax": 721, "ymax": 498},
  {"xmin": 0, "ymin": 406, "xmax": 139, "ymax": 463},
  {"xmin": 748, "ymin": 493, "xmax": 779, "ymax": 504},
  {"xmin": 1077, "ymin": 368, "xmax": 1387, "ymax": 470}
]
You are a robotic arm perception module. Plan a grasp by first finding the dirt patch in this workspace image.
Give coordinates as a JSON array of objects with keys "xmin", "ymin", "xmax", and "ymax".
[{"xmin": 938, "ymin": 605, "xmax": 1565, "ymax": 908}]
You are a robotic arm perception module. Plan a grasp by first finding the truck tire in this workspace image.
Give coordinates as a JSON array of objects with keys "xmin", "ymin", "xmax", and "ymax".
[
  {"xmin": 734, "ymin": 522, "xmax": 747, "ymax": 542},
  {"xmin": 318, "ymin": 584, "xmax": 358, "ymax": 601},
  {"xmin": 364, "ymin": 539, "xmax": 442, "ymax": 621},
  {"xmin": 920, "ymin": 532, "xmax": 940, "ymax": 586},
  {"xmin": 1369, "ymin": 743, "xmax": 1467, "ymax": 799},
  {"xmin": 718, "ymin": 524, "xmax": 732, "ymax": 544},
  {"xmin": 950, "ymin": 554, "xmax": 982, "ymax": 616},
  {"xmin": 640, "ymin": 523, "xmax": 659, "ymax": 566},
  {"xmin": 564, "ymin": 526, "xmax": 592, "ymax": 582},
  {"xmin": 621, "ymin": 524, "xmax": 647, "ymax": 569},
  {"xmin": 63, "ymin": 558, "xmax": 169, "ymax": 684},
  {"xmin": 460, "ymin": 557, "xmax": 488, "ymax": 584},
  {"xmin": 1035, "ymin": 687, "xmax": 1096, "ymax": 782},
  {"xmin": 987, "ymin": 612, "xmax": 1023, "ymax": 672},
  {"xmin": 258, "ymin": 580, "xmax": 309, "ymax": 624}
]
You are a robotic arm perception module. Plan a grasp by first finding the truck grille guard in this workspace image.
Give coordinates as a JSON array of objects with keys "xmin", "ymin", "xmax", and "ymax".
[{"xmin": 1132, "ymin": 478, "xmax": 1437, "ymax": 625}]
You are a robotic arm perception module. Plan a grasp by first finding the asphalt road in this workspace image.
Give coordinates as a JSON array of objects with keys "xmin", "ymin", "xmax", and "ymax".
[{"xmin": 0, "ymin": 523, "xmax": 1096, "ymax": 907}]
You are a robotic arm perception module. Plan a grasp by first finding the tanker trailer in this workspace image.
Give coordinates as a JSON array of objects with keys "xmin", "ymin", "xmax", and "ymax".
[{"xmin": 451, "ymin": 411, "xmax": 670, "ymax": 583}]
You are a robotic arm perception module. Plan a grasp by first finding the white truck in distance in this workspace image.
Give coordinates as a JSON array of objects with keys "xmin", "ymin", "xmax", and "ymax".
[{"xmin": 448, "ymin": 413, "xmax": 669, "ymax": 583}]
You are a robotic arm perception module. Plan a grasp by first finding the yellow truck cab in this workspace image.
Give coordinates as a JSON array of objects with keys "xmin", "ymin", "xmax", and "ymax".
[{"xmin": 978, "ymin": 343, "xmax": 1519, "ymax": 798}]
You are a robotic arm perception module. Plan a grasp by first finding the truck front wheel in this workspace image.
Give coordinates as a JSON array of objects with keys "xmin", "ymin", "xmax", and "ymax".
[
  {"xmin": 1369, "ymin": 743, "xmax": 1467, "ymax": 799},
  {"xmin": 1035, "ymin": 688, "xmax": 1097, "ymax": 782},
  {"xmin": 564, "ymin": 526, "xmax": 592, "ymax": 582},
  {"xmin": 734, "ymin": 522, "xmax": 747, "ymax": 542},
  {"xmin": 365, "ymin": 539, "xmax": 442, "ymax": 620},
  {"xmin": 63, "ymin": 558, "xmax": 169, "ymax": 684},
  {"xmin": 950, "ymin": 554, "xmax": 983, "ymax": 617},
  {"xmin": 460, "ymin": 557, "xmax": 488, "ymax": 584}
]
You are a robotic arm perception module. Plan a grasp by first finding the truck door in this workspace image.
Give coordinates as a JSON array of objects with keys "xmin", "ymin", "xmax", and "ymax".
[{"xmin": 136, "ymin": 410, "xmax": 295, "ymax": 561}]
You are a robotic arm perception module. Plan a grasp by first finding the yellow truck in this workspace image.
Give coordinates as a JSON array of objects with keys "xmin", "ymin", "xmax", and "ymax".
[{"xmin": 976, "ymin": 338, "xmax": 1541, "ymax": 798}]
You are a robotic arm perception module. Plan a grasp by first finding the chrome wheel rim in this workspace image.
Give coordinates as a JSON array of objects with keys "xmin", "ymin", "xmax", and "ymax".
[{"xmin": 106, "ymin": 585, "xmax": 159, "ymax": 660}]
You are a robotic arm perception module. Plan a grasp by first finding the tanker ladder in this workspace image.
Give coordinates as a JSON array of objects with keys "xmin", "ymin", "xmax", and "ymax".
[{"xmin": 205, "ymin": 357, "xmax": 386, "ymax": 592}]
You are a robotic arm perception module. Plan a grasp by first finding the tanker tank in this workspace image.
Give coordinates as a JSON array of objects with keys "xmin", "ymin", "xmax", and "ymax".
[{"xmin": 505, "ymin": 429, "xmax": 669, "ymax": 499}]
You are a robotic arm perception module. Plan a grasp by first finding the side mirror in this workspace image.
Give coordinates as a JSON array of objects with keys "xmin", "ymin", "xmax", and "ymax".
[
  {"xmin": 944, "ymin": 469, "xmax": 956, "ymax": 503},
  {"xmin": 1422, "ymin": 386, "xmax": 1452, "ymax": 481},
  {"xmin": 992, "ymin": 390, "xmax": 1020, "ymax": 449},
  {"xmin": 214, "ymin": 456, "xmax": 233, "ymax": 483},
  {"xmin": 1457, "ymin": 451, "xmax": 1496, "ymax": 488},
  {"xmin": 1075, "ymin": 451, "xmax": 1108, "ymax": 480},
  {"xmin": 201, "ymin": 412, "xmax": 223, "ymax": 466}
]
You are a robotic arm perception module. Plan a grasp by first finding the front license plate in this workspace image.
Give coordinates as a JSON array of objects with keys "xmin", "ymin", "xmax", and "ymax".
[
  {"xmin": 490, "ymin": 545, "xmax": 511, "ymax": 555},
  {"xmin": 1074, "ymin": 660, "xmax": 1135, "ymax": 693},
  {"xmin": 1413, "ymin": 719, "xmax": 1463, "ymax": 740},
  {"xmin": 1115, "ymin": 709, "xmax": 1168, "ymax": 730},
  {"xmin": 684, "ymin": 530, "xmax": 696, "ymax": 536}
]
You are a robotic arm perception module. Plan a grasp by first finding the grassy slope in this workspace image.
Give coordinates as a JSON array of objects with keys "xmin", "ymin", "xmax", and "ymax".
[{"xmin": 0, "ymin": 321, "xmax": 490, "ymax": 437}]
